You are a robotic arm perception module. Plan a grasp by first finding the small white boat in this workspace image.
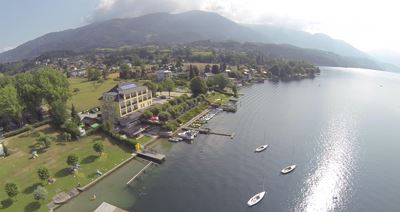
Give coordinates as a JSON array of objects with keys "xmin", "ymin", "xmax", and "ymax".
[
  {"xmin": 281, "ymin": 165, "xmax": 296, "ymax": 174},
  {"xmin": 247, "ymin": 191, "xmax": 266, "ymax": 206},
  {"xmin": 255, "ymin": 145, "xmax": 268, "ymax": 152}
]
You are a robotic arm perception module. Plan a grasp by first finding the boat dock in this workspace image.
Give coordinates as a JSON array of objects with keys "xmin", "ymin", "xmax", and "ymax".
[
  {"xmin": 182, "ymin": 127, "xmax": 234, "ymax": 138},
  {"xmin": 137, "ymin": 150, "xmax": 166, "ymax": 163}
]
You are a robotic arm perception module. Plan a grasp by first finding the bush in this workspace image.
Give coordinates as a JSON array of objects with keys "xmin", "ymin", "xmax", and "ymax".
[
  {"xmin": 37, "ymin": 167, "xmax": 50, "ymax": 181},
  {"xmin": 62, "ymin": 120, "xmax": 80, "ymax": 139},
  {"xmin": 66, "ymin": 154, "xmax": 79, "ymax": 166},
  {"xmin": 100, "ymin": 127, "xmax": 137, "ymax": 149},
  {"xmin": 158, "ymin": 111, "xmax": 170, "ymax": 122},
  {"xmin": 3, "ymin": 119, "xmax": 50, "ymax": 138},
  {"xmin": 141, "ymin": 111, "xmax": 153, "ymax": 120},
  {"xmin": 162, "ymin": 121, "xmax": 178, "ymax": 131}
]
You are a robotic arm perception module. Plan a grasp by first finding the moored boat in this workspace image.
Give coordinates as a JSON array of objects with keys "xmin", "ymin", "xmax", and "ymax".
[
  {"xmin": 254, "ymin": 144, "xmax": 268, "ymax": 152},
  {"xmin": 281, "ymin": 165, "xmax": 296, "ymax": 174},
  {"xmin": 247, "ymin": 191, "xmax": 266, "ymax": 206}
]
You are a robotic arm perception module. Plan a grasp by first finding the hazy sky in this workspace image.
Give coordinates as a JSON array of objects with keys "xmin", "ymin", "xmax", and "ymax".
[{"xmin": 1, "ymin": 0, "xmax": 399, "ymax": 53}]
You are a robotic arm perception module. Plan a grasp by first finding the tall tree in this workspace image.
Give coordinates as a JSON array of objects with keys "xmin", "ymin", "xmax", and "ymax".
[
  {"xmin": 87, "ymin": 68, "xmax": 101, "ymax": 81},
  {"xmin": 161, "ymin": 79, "xmax": 176, "ymax": 97},
  {"xmin": 71, "ymin": 104, "xmax": 80, "ymax": 124},
  {"xmin": 0, "ymin": 85, "xmax": 24, "ymax": 126},
  {"xmin": 190, "ymin": 77, "xmax": 208, "ymax": 97},
  {"xmin": 143, "ymin": 81, "xmax": 158, "ymax": 96}
]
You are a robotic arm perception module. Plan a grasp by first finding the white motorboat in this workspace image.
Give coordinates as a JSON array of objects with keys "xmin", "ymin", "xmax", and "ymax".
[
  {"xmin": 247, "ymin": 191, "xmax": 266, "ymax": 206},
  {"xmin": 254, "ymin": 144, "xmax": 268, "ymax": 152},
  {"xmin": 281, "ymin": 165, "xmax": 296, "ymax": 174},
  {"xmin": 178, "ymin": 131, "xmax": 195, "ymax": 140}
]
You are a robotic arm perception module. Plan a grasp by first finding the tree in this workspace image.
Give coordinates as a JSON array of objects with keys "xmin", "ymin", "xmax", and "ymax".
[
  {"xmin": 158, "ymin": 111, "xmax": 170, "ymax": 122},
  {"xmin": 143, "ymin": 81, "xmax": 158, "ymax": 96},
  {"xmin": 232, "ymin": 84, "xmax": 238, "ymax": 97},
  {"xmin": 161, "ymin": 79, "xmax": 175, "ymax": 97},
  {"xmin": 37, "ymin": 132, "xmax": 54, "ymax": 149},
  {"xmin": 93, "ymin": 143, "xmax": 104, "ymax": 156},
  {"xmin": 37, "ymin": 167, "xmax": 50, "ymax": 181},
  {"xmin": 87, "ymin": 68, "xmax": 101, "ymax": 81},
  {"xmin": 0, "ymin": 85, "xmax": 24, "ymax": 126},
  {"xmin": 33, "ymin": 186, "xmax": 48, "ymax": 202},
  {"xmin": 208, "ymin": 74, "xmax": 230, "ymax": 90},
  {"xmin": 211, "ymin": 64, "xmax": 220, "ymax": 74},
  {"xmin": 50, "ymin": 100, "xmax": 67, "ymax": 126},
  {"xmin": 63, "ymin": 120, "xmax": 80, "ymax": 139},
  {"xmin": 61, "ymin": 132, "xmax": 72, "ymax": 142},
  {"xmin": 67, "ymin": 154, "xmax": 79, "ymax": 166},
  {"xmin": 190, "ymin": 77, "xmax": 208, "ymax": 97},
  {"xmin": 71, "ymin": 104, "xmax": 80, "ymax": 124},
  {"xmin": 5, "ymin": 183, "xmax": 19, "ymax": 200},
  {"xmin": 141, "ymin": 111, "xmax": 153, "ymax": 120}
]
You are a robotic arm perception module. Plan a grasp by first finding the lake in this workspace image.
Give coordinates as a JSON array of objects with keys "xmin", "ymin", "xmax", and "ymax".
[{"xmin": 59, "ymin": 67, "xmax": 400, "ymax": 212}]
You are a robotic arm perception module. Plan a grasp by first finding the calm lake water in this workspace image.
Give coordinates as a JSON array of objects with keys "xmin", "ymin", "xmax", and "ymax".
[{"xmin": 59, "ymin": 67, "xmax": 400, "ymax": 212}]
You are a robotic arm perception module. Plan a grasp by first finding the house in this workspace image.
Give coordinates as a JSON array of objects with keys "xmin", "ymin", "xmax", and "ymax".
[
  {"xmin": 156, "ymin": 70, "xmax": 172, "ymax": 80},
  {"xmin": 120, "ymin": 125, "xmax": 148, "ymax": 138},
  {"xmin": 100, "ymin": 83, "xmax": 153, "ymax": 125},
  {"xmin": 0, "ymin": 144, "xmax": 5, "ymax": 157},
  {"xmin": 69, "ymin": 69, "xmax": 87, "ymax": 77}
]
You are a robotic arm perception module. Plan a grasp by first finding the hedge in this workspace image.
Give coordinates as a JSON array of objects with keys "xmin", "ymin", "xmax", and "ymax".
[
  {"xmin": 3, "ymin": 119, "xmax": 51, "ymax": 138},
  {"xmin": 100, "ymin": 127, "xmax": 137, "ymax": 150}
]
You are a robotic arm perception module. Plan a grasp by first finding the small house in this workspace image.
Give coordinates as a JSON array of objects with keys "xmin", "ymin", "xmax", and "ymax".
[{"xmin": 0, "ymin": 144, "xmax": 5, "ymax": 157}]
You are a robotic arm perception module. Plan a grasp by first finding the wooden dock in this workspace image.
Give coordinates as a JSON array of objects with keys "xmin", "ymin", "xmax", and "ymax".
[
  {"xmin": 137, "ymin": 150, "xmax": 166, "ymax": 163},
  {"xmin": 182, "ymin": 127, "xmax": 234, "ymax": 138}
]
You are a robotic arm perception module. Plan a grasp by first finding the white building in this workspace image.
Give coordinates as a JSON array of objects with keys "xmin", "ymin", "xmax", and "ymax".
[{"xmin": 156, "ymin": 70, "xmax": 172, "ymax": 80}]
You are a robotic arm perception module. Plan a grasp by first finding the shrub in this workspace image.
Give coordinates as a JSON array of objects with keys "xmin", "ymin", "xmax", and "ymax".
[{"xmin": 158, "ymin": 111, "xmax": 170, "ymax": 122}]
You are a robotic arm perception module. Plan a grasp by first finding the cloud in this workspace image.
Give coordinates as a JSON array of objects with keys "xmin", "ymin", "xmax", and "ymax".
[
  {"xmin": 89, "ymin": 0, "xmax": 204, "ymax": 22},
  {"xmin": 87, "ymin": 0, "xmax": 400, "ymax": 52},
  {"xmin": 88, "ymin": 0, "xmax": 315, "ymax": 30}
]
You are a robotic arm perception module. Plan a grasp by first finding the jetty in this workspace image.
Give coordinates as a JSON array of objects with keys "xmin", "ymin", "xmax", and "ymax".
[
  {"xmin": 126, "ymin": 161, "xmax": 153, "ymax": 185},
  {"xmin": 182, "ymin": 127, "xmax": 234, "ymax": 138},
  {"xmin": 137, "ymin": 150, "xmax": 166, "ymax": 163}
]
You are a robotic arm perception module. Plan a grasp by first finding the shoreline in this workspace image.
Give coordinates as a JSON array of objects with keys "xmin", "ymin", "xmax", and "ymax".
[{"xmin": 55, "ymin": 106, "xmax": 213, "ymax": 211}]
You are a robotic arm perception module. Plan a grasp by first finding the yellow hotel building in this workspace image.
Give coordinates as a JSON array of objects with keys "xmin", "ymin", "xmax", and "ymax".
[{"xmin": 101, "ymin": 83, "xmax": 152, "ymax": 124}]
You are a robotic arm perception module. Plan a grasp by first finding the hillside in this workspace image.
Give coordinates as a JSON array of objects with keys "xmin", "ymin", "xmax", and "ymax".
[{"xmin": 0, "ymin": 10, "xmax": 381, "ymax": 70}]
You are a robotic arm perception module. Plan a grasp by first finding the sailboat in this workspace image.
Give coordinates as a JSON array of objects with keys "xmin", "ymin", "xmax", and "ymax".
[
  {"xmin": 248, "ymin": 133, "xmax": 267, "ymax": 206},
  {"xmin": 247, "ymin": 191, "xmax": 266, "ymax": 206},
  {"xmin": 281, "ymin": 140, "xmax": 296, "ymax": 175}
]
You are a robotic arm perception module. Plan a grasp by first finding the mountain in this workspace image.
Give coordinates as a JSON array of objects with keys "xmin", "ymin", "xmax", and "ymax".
[
  {"xmin": 0, "ymin": 10, "xmax": 381, "ymax": 70},
  {"xmin": 0, "ymin": 11, "xmax": 257, "ymax": 62},
  {"xmin": 369, "ymin": 50, "xmax": 400, "ymax": 71},
  {"xmin": 247, "ymin": 24, "xmax": 368, "ymax": 59}
]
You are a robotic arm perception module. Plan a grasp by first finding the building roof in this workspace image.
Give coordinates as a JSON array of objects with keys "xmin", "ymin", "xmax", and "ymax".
[
  {"xmin": 100, "ymin": 83, "xmax": 148, "ymax": 101},
  {"xmin": 118, "ymin": 111, "xmax": 142, "ymax": 127},
  {"xmin": 94, "ymin": 202, "xmax": 128, "ymax": 212}
]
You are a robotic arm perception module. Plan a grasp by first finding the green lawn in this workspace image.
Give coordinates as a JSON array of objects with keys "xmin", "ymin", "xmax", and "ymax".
[
  {"xmin": 67, "ymin": 78, "xmax": 118, "ymax": 112},
  {"xmin": 134, "ymin": 135, "xmax": 153, "ymax": 145},
  {"xmin": 207, "ymin": 92, "xmax": 230, "ymax": 105},
  {"xmin": 0, "ymin": 125, "xmax": 131, "ymax": 212}
]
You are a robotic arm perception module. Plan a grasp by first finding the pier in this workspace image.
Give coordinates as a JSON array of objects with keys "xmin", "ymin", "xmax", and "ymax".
[
  {"xmin": 137, "ymin": 150, "xmax": 166, "ymax": 163},
  {"xmin": 126, "ymin": 161, "xmax": 153, "ymax": 185},
  {"xmin": 182, "ymin": 127, "xmax": 234, "ymax": 138}
]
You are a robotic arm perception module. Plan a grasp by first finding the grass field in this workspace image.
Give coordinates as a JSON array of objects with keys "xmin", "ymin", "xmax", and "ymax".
[
  {"xmin": 67, "ymin": 78, "xmax": 118, "ymax": 112},
  {"xmin": 207, "ymin": 92, "xmax": 231, "ymax": 105},
  {"xmin": 0, "ymin": 125, "xmax": 131, "ymax": 212},
  {"xmin": 135, "ymin": 135, "xmax": 153, "ymax": 145}
]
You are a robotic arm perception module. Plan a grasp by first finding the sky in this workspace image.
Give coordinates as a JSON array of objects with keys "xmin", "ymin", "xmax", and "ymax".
[{"xmin": 1, "ymin": 0, "xmax": 400, "ymax": 54}]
